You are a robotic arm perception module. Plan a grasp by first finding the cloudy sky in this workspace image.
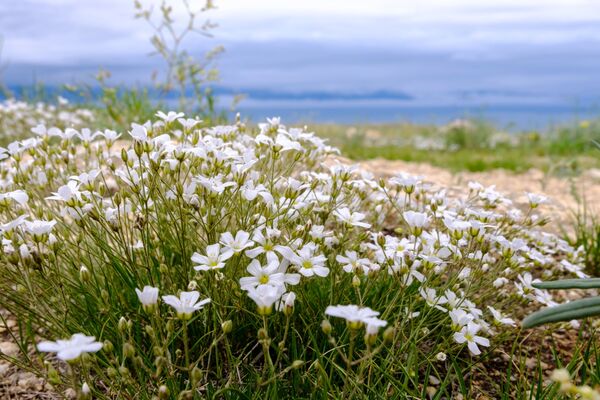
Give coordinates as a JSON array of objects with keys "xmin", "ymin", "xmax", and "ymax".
[{"xmin": 2, "ymin": 0, "xmax": 600, "ymax": 114}]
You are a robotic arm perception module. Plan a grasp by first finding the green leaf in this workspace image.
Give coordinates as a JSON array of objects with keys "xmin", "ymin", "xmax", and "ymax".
[
  {"xmin": 522, "ymin": 296, "xmax": 600, "ymax": 328},
  {"xmin": 533, "ymin": 278, "xmax": 600, "ymax": 290}
]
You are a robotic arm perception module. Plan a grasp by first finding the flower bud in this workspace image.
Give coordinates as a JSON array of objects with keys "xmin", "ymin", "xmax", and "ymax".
[
  {"xmin": 134, "ymin": 141, "xmax": 144, "ymax": 157},
  {"xmin": 121, "ymin": 148, "xmax": 128, "ymax": 163},
  {"xmin": 187, "ymin": 280, "xmax": 198, "ymax": 291},
  {"xmin": 376, "ymin": 232, "xmax": 386, "ymax": 247},
  {"xmin": 106, "ymin": 367, "xmax": 118, "ymax": 379},
  {"xmin": 79, "ymin": 266, "xmax": 90, "ymax": 282},
  {"xmin": 364, "ymin": 332, "xmax": 377, "ymax": 346},
  {"xmin": 79, "ymin": 382, "xmax": 91, "ymax": 400},
  {"xmin": 46, "ymin": 362, "xmax": 61, "ymax": 385},
  {"xmin": 257, "ymin": 328, "xmax": 268, "ymax": 340},
  {"xmin": 154, "ymin": 356, "xmax": 168, "ymax": 376},
  {"xmin": 383, "ymin": 327, "xmax": 395, "ymax": 344},
  {"xmin": 166, "ymin": 320, "xmax": 175, "ymax": 334},
  {"xmin": 551, "ymin": 368, "xmax": 570, "ymax": 384},
  {"xmin": 118, "ymin": 366, "xmax": 130, "ymax": 377},
  {"xmin": 221, "ymin": 320, "xmax": 233, "ymax": 334},
  {"xmin": 321, "ymin": 319, "xmax": 332, "ymax": 335},
  {"xmin": 179, "ymin": 391, "xmax": 193, "ymax": 400},
  {"xmin": 291, "ymin": 360, "xmax": 304, "ymax": 369},
  {"xmin": 190, "ymin": 366, "xmax": 203, "ymax": 387},
  {"xmin": 145, "ymin": 325, "xmax": 155, "ymax": 338},
  {"xmin": 123, "ymin": 343, "xmax": 135, "ymax": 359},
  {"xmin": 103, "ymin": 340, "xmax": 114, "ymax": 353},
  {"xmin": 118, "ymin": 317, "xmax": 128, "ymax": 333},
  {"xmin": 352, "ymin": 275, "xmax": 361, "ymax": 287},
  {"xmin": 158, "ymin": 385, "xmax": 170, "ymax": 399}
]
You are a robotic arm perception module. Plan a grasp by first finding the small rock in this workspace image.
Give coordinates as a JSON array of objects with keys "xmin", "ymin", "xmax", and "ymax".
[
  {"xmin": 525, "ymin": 357, "xmax": 549, "ymax": 370},
  {"xmin": 18, "ymin": 372, "xmax": 42, "ymax": 390},
  {"xmin": 0, "ymin": 341, "xmax": 20, "ymax": 357}
]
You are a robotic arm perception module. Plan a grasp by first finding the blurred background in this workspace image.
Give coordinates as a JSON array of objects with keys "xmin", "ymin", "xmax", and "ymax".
[{"xmin": 3, "ymin": 0, "xmax": 600, "ymax": 129}]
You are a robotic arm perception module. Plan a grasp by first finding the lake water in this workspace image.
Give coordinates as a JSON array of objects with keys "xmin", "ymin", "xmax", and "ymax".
[{"xmin": 230, "ymin": 102, "xmax": 600, "ymax": 131}]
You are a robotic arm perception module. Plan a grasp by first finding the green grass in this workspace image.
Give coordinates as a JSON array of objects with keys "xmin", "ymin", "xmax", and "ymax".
[{"xmin": 314, "ymin": 121, "xmax": 600, "ymax": 174}]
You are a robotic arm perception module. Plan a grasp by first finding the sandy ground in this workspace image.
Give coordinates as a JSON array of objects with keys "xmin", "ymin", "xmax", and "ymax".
[{"xmin": 341, "ymin": 157, "xmax": 600, "ymax": 235}]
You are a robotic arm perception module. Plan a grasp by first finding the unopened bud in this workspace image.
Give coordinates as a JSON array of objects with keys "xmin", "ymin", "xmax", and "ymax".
[
  {"xmin": 145, "ymin": 325, "xmax": 155, "ymax": 338},
  {"xmin": 103, "ymin": 340, "xmax": 114, "ymax": 353},
  {"xmin": 79, "ymin": 382, "xmax": 91, "ymax": 400},
  {"xmin": 158, "ymin": 385, "xmax": 170, "ymax": 399},
  {"xmin": 118, "ymin": 317, "xmax": 128, "ymax": 333},
  {"xmin": 321, "ymin": 319, "xmax": 332, "ymax": 335},
  {"xmin": 187, "ymin": 280, "xmax": 198, "ymax": 291},
  {"xmin": 106, "ymin": 367, "xmax": 118, "ymax": 379},
  {"xmin": 79, "ymin": 266, "xmax": 90, "ymax": 282},
  {"xmin": 123, "ymin": 343, "xmax": 135, "ymax": 358},
  {"xmin": 383, "ymin": 327, "xmax": 395, "ymax": 344},
  {"xmin": 118, "ymin": 366, "xmax": 130, "ymax": 377},
  {"xmin": 190, "ymin": 366, "xmax": 203, "ymax": 387},
  {"xmin": 179, "ymin": 390, "xmax": 193, "ymax": 400},
  {"xmin": 221, "ymin": 320, "xmax": 233, "ymax": 334},
  {"xmin": 257, "ymin": 328, "xmax": 268, "ymax": 340},
  {"xmin": 46, "ymin": 363, "xmax": 61, "ymax": 385}
]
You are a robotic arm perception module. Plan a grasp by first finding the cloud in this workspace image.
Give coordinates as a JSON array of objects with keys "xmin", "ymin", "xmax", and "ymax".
[{"xmin": 2, "ymin": 0, "xmax": 600, "ymax": 107}]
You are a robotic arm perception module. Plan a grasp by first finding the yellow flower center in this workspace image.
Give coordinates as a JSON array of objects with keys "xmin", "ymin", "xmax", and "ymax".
[{"xmin": 259, "ymin": 275, "xmax": 269, "ymax": 284}]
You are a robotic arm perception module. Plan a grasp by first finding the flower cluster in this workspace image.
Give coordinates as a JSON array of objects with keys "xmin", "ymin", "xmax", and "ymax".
[
  {"xmin": 0, "ymin": 98, "xmax": 94, "ymax": 145},
  {"xmin": 0, "ymin": 111, "xmax": 586, "ymax": 397}
]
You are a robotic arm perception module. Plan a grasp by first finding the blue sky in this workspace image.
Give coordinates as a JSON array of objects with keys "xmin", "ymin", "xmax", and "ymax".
[{"xmin": 2, "ymin": 0, "xmax": 600, "ymax": 112}]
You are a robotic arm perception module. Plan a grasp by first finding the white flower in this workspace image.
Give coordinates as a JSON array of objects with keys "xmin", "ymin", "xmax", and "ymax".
[
  {"xmin": 156, "ymin": 111, "xmax": 185, "ymax": 123},
  {"xmin": 247, "ymin": 285, "xmax": 284, "ymax": 315},
  {"xmin": 162, "ymin": 291, "xmax": 211, "ymax": 320},
  {"xmin": 135, "ymin": 286, "xmax": 159, "ymax": 311},
  {"xmin": 325, "ymin": 304, "xmax": 385, "ymax": 329},
  {"xmin": 449, "ymin": 309, "xmax": 473, "ymax": 330},
  {"xmin": 403, "ymin": 210, "xmax": 430, "ymax": 228},
  {"xmin": 23, "ymin": 219, "xmax": 57, "ymax": 236},
  {"xmin": 526, "ymin": 192, "xmax": 549, "ymax": 207},
  {"xmin": 220, "ymin": 231, "xmax": 254, "ymax": 258},
  {"xmin": 276, "ymin": 291, "xmax": 296, "ymax": 313},
  {"xmin": 336, "ymin": 251, "xmax": 372, "ymax": 274},
  {"xmin": 192, "ymin": 244, "xmax": 233, "ymax": 271},
  {"xmin": 419, "ymin": 288, "xmax": 448, "ymax": 309},
  {"xmin": 493, "ymin": 277, "xmax": 509, "ymax": 288},
  {"xmin": 178, "ymin": 117, "xmax": 201, "ymax": 130},
  {"xmin": 278, "ymin": 244, "xmax": 329, "ymax": 277},
  {"xmin": 37, "ymin": 334, "xmax": 103, "ymax": 361},
  {"xmin": 487, "ymin": 306, "xmax": 516, "ymax": 327},
  {"xmin": 76, "ymin": 128, "xmax": 100, "ymax": 142},
  {"xmin": 0, "ymin": 190, "xmax": 28, "ymax": 206},
  {"xmin": 245, "ymin": 228, "xmax": 280, "ymax": 259},
  {"xmin": 365, "ymin": 318, "xmax": 388, "ymax": 335},
  {"xmin": 333, "ymin": 207, "xmax": 371, "ymax": 228},
  {"xmin": 453, "ymin": 322, "xmax": 490, "ymax": 356},
  {"xmin": 130, "ymin": 123, "xmax": 149, "ymax": 141},
  {"xmin": 240, "ymin": 259, "xmax": 290, "ymax": 290},
  {"xmin": 47, "ymin": 181, "xmax": 82, "ymax": 203}
]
